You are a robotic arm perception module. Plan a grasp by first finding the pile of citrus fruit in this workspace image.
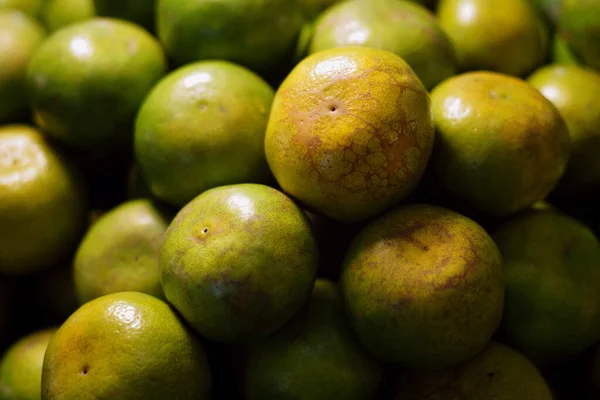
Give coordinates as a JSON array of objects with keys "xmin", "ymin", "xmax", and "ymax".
[{"xmin": 0, "ymin": 0, "xmax": 599, "ymax": 399}]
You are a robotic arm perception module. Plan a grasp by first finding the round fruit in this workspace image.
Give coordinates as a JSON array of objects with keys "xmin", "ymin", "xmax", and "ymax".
[
  {"xmin": 161, "ymin": 184, "xmax": 319, "ymax": 343},
  {"xmin": 93, "ymin": 0, "xmax": 154, "ymax": 32},
  {"xmin": 27, "ymin": 18, "xmax": 167, "ymax": 150},
  {"xmin": 74, "ymin": 199, "xmax": 170, "ymax": 304},
  {"xmin": 0, "ymin": 125, "xmax": 87, "ymax": 275},
  {"xmin": 0, "ymin": 10, "xmax": 46, "ymax": 123},
  {"xmin": 528, "ymin": 64, "xmax": 600, "ymax": 195},
  {"xmin": 340, "ymin": 204, "xmax": 504, "ymax": 369},
  {"xmin": 42, "ymin": 292, "xmax": 211, "ymax": 399},
  {"xmin": 0, "ymin": 0, "xmax": 42, "ymax": 16},
  {"xmin": 559, "ymin": 0, "xmax": 600, "ymax": 70},
  {"xmin": 0, "ymin": 328, "xmax": 56, "ymax": 400},
  {"xmin": 244, "ymin": 279, "xmax": 383, "ymax": 400},
  {"xmin": 265, "ymin": 46, "xmax": 434, "ymax": 223},
  {"xmin": 438, "ymin": 0, "xmax": 548, "ymax": 77},
  {"xmin": 41, "ymin": 0, "xmax": 95, "ymax": 32},
  {"xmin": 310, "ymin": 0, "xmax": 457, "ymax": 89},
  {"xmin": 430, "ymin": 71, "xmax": 570, "ymax": 217},
  {"xmin": 157, "ymin": 0, "xmax": 304, "ymax": 72},
  {"xmin": 493, "ymin": 210, "xmax": 600, "ymax": 364},
  {"xmin": 135, "ymin": 61, "xmax": 274, "ymax": 207},
  {"xmin": 390, "ymin": 341, "xmax": 552, "ymax": 399}
]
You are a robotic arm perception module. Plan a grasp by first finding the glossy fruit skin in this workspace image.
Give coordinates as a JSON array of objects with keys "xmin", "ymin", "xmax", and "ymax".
[
  {"xmin": 161, "ymin": 184, "xmax": 319, "ymax": 343},
  {"xmin": 157, "ymin": 0, "xmax": 304, "ymax": 73},
  {"xmin": 559, "ymin": 0, "xmax": 600, "ymax": 70},
  {"xmin": 41, "ymin": 0, "xmax": 95, "ymax": 32},
  {"xmin": 493, "ymin": 210, "xmax": 600, "ymax": 365},
  {"xmin": 390, "ymin": 342, "xmax": 553, "ymax": 400},
  {"xmin": 135, "ymin": 61, "xmax": 274, "ymax": 207},
  {"xmin": 310, "ymin": 0, "xmax": 457, "ymax": 89},
  {"xmin": 0, "ymin": 0, "xmax": 42, "ymax": 16},
  {"xmin": 0, "ymin": 125, "xmax": 87, "ymax": 275},
  {"xmin": 430, "ymin": 71, "xmax": 570, "ymax": 217},
  {"xmin": 0, "ymin": 10, "xmax": 46, "ymax": 123},
  {"xmin": 93, "ymin": 0, "xmax": 154, "ymax": 32},
  {"xmin": 265, "ymin": 46, "xmax": 434, "ymax": 223},
  {"xmin": 42, "ymin": 292, "xmax": 211, "ymax": 400},
  {"xmin": 244, "ymin": 279, "xmax": 383, "ymax": 400},
  {"xmin": 74, "ymin": 199, "xmax": 169, "ymax": 304},
  {"xmin": 27, "ymin": 18, "xmax": 167, "ymax": 150},
  {"xmin": 0, "ymin": 328, "xmax": 57, "ymax": 400},
  {"xmin": 528, "ymin": 65, "xmax": 600, "ymax": 195},
  {"xmin": 438, "ymin": 0, "xmax": 548, "ymax": 77},
  {"xmin": 340, "ymin": 204, "xmax": 504, "ymax": 370}
]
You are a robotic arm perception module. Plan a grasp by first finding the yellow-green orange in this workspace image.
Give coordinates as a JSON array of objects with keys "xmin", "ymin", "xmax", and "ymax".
[
  {"xmin": 27, "ymin": 18, "xmax": 167, "ymax": 150},
  {"xmin": 41, "ymin": 0, "xmax": 95, "ymax": 32},
  {"xmin": 431, "ymin": 72, "xmax": 570, "ymax": 217},
  {"xmin": 93, "ymin": 0, "xmax": 154, "ymax": 31},
  {"xmin": 340, "ymin": 204, "xmax": 504, "ymax": 369},
  {"xmin": 157, "ymin": 0, "xmax": 304, "ymax": 72},
  {"xmin": 135, "ymin": 61, "xmax": 274, "ymax": 207},
  {"xmin": 0, "ymin": 328, "xmax": 56, "ymax": 400},
  {"xmin": 265, "ymin": 47, "xmax": 434, "ymax": 223},
  {"xmin": 310, "ymin": 0, "xmax": 457, "ymax": 89},
  {"xmin": 559, "ymin": 0, "xmax": 600, "ymax": 70},
  {"xmin": 74, "ymin": 199, "xmax": 169, "ymax": 305},
  {"xmin": 528, "ymin": 64, "xmax": 600, "ymax": 196},
  {"xmin": 42, "ymin": 292, "xmax": 211, "ymax": 400},
  {"xmin": 160, "ymin": 184, "xmax": 318, "ymax": 343},
  {"xmin": 0, "ymin": 0, "xmax": 42, "ymax": 16},
  {"xmin": 391, "ymin": 342, "xmax": 552, "ymax": 399},
  {"xmin": 244, "ymin": 279, "xmax": 383, "ymax": 400},
  {"xmin": 438, "ymin": 0, "xmax": 548, "ymax": 77},
  {"xmin": 0, "ymin": 125, "xmax": 87, "ymax": 274},
  {"xmin": 493, "ymin": 210, "xmax": 600, "ymax": 364},
  {"xmin": 0, "ymin": 10, "xmax": 46, "ymax": 122}
]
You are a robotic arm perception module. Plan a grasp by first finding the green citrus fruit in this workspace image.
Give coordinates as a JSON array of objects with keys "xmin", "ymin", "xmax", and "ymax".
[
  {"xmin": 41, "ymin": 0, "xmax": 95, "ymax": 32},
  {"xmin": 438, "ymin": 0, "xmax": 548, "ymax": 77},
  {"xmin": 265, "ymin": 46, "xmax": 434, "ymax": 223},
  {"xmin": 74, "ymin": 199, "xmax": 170, "ymax": 304},
  {"xmin": 0, "ymin": 125, "xmax": 87, "ymax": 275},
  {"xmin": 135, "ymin": 61, "xmax": 274, "ymax": 207},
  {"xmin": 0, "ymin": 10, "xmax": 46, "ymax": 123},
  {"xmin": 528, "ymin": 64, "xmax": 600, "ymax": 196},
  {"xmin": 493, "ymin": 210, "xmax": 600, "ymax": 364},
  {"xmin": 340, "ymin": 204, "xmax": 504, "ymax": 369},
  {"xmin": 430, "ymin": 71, "xmax": 570, "ymax": 217},
  {"xmin": 0, "ymin": 328, "xmax": 57, "ymax": 400},
  {"xmin": 244, "ymin": 279, "xmax": 383, "ymax": 400},
  {"xmin": 93, "ymin": 0, "xmax": 154, "ymax": 32},
  {"xmin": 157, "ymin": 0, "xmax": 304, "ymax": 73},
  {"xmin": 0, "ymin": 0, "xmax": 42, "ymax": 16},
  {"xmin": 559, "ymin": 0, "xmax": 600, "ymax": 70},
  {"xmin": 27, "ymin": 18, "xmax": 167, "ymax": 150},
  {"xmin": 310, "ymin": 0, "xmax": 457, "ymax": 89},
  {"xmin": 42, "ymin": 292, "xmax": 211, "ymax": 400},
  {"xmin": 161, "ymin": 184, "xmax": 319, "ymax": 343},
  {"xmin": 390, "ymin": 341, "xmax": 552, "ymax": 399}
]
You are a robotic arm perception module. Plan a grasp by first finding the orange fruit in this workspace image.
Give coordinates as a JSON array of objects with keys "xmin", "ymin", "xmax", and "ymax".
[
  {"xmin": 161, "ymin": 184, "xmax": 319, "ymax": 343},
  {"xmin": 340, "ymin": 204, "xmax": 504, "ymax": 369},
  {"xmin": 135, "ymin": 61, "xmax": 274, "ymax": 207},
  {"xmin": 265, "ymin": 46, "xmax": 434, "ymax": 223},
  {"xmin": 0, "ymin": 328, "xmax": 56, "ymax": 400},
  {"xmin": 42, "ymin": 292, "xmax": 211, "ymax": 399},
  {"xmin": 430, "ymin": 71, "xmax": 570, "ymax": 217}
]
